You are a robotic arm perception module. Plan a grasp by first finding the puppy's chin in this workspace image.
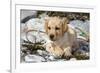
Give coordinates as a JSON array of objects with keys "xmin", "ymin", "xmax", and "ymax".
[
  {"xmin": 50, "ymin": 38, "xmax": 56, "ymax": 41},
  {"xmin": 50, "ymin": 39, "xmax": 56, "ymax": 41}
]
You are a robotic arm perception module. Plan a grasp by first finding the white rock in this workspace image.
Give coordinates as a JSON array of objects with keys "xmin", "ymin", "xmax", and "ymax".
[
  {"xmin": 26, "ymin": 31, "xmax": 36, "ymax": 43},
  {"xmin": 70, "ymin": 58, "xmax": 77, "ymax": 61},
  {"xmin": 21, "ymin": 10, "xmax": 37, "ymax": 20},
  {"xmin": 25, "ymin": 55, "xmax": 45, "ymax": 62},
  {"xmin": 85, "ymin": 52, "xmax": 89, "ymax": 56},
  {"xmin": 70, "ymin": 20, "xmax": 89, "ymax": 34},
  {"xmin": 48, "ymin": 56, "xmax": 55, "ymax": 60},
  {"xmin": 37, "ymin": 50, "xmax": 43, "ymax": 55}
]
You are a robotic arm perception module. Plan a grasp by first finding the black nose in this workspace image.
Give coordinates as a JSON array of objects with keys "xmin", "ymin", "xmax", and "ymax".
[{"xmin": 50, "ymin": 34, "xmax": 54, "ymax": 39}]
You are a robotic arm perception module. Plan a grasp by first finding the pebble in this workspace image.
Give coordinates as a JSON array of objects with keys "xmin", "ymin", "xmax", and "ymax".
[
  {"xmin": 70, "ymin": 58, "xmax": 77, "ymax": 61},
  {"xmin": 37, "ymin": 50, "xmax": 43, "ymax": 55},
  {"xmin": 48, "ymin": 55, "xmax": 55, "ymax": 60},
  {"xmin": 85, "ymin": 52, "xmax": 89, "ymax": 57}
]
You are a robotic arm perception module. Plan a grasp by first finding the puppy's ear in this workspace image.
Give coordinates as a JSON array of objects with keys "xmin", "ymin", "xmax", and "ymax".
[
  {"xmin": 44, "ymin": 17, "xmax": 49, "ymax": 33},
  {"xmin": 62, "ymin": 17, "xmax": 69, "ymax": 34}
]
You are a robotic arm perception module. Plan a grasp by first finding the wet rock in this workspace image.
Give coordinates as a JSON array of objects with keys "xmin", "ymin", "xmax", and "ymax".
[{"xmin": 21, "ymin": 10, "xmax": 37, "ymax": 23}]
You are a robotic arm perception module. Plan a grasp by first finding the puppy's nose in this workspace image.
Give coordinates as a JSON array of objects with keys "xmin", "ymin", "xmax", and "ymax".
[{"xmin": 50, "ymin": 34, "xmax": 54, "ymax": 39}]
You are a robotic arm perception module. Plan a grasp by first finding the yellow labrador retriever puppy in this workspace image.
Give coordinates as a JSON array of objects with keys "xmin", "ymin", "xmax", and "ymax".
[{"xmin": 45, "ymin": 17, "xmax": 78, "ymax": 59}]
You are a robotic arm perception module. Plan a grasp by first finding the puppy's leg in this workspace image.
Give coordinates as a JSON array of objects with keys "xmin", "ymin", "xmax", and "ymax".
[
  {"xmin": 53, "ymin": 46, "xmax": 64, "ymax": 58},
  {"xmin": 64, "ymin": 46, "xmax": 72, "ymax": 60},
  {"xmin": 45, "ymin": 43, "xmax": 63, "ymax": 58}
]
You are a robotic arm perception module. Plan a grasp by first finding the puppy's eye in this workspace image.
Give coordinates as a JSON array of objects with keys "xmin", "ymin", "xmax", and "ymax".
[
  {"xmin": 55, "ymin": 27, "xmax": 60, "ymax": 30},
  {"xmin": 48, "ymin": 27, "xmax": 51, "ymax": 30}
]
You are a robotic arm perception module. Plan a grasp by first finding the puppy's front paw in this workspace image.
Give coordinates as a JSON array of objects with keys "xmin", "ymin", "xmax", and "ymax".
[
  {"xmin": 64, "ymin": 47, "xmax": 72, "ymax": 60},
  {"xmin": 64, "ymin": 51, "xmax": 72, "ymax": 60},
  {"xmin": 52, "ymin": 47, "xmax": 64, "ymax": 58},
  {"xmin": 45, "ymin": 42, "xmax": 64, "ymax": 58}
]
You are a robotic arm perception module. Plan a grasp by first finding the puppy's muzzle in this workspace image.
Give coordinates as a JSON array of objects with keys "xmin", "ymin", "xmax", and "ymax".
[{"xmin": 50, "ymin": 34, "xmax": 54, "ymax": 40}]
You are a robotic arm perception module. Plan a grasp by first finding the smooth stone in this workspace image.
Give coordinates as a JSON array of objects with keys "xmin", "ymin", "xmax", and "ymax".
[
  {"xmin": 85, "ymin": 52, "xmax": 89, "ymax": 56},
  {"xmin": 48, "ymin": 55, "xmax": 55, "ymax": 60},
  {"xmin": 70, "ymin": 58, "xmax": 77, "ymax": 61},
  {"xmin": 37, "ymin": 50, "xmax": 48, "ymax": 56},
  {"xmin": 25, "ymin": 55, "xmax": 45, "ymax": 63}
]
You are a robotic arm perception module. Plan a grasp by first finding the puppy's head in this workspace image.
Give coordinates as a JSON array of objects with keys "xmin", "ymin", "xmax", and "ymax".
[{"xmin": 45, "ymin": 17, "xmax": 68, "ymax": 41}]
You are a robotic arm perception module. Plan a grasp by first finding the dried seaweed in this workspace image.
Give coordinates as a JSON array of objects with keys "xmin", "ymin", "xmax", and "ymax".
[{"xmin": 37, "ymin": 11, "xmax": 89, "ymax": 22}]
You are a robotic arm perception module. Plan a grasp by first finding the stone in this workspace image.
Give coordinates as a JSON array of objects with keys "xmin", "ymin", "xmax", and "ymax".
[
  {"xmin": 70, "ymin": 58, "xmax": 77, "ymax": 61},
  {"xmin": 25, "ymin": 55, "xmax": 45, "ymax": 63}
]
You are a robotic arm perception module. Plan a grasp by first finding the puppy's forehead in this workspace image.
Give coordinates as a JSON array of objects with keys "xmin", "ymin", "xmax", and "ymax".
[{"xmin": 48, "ymin": 17, "xmax": 62, "ymax": 26}]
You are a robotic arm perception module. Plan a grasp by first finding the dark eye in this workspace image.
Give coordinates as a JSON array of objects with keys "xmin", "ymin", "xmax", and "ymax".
[
  {"xmin": 55, "ymin": 27, "xmax": 60, "ymax": 30},
  {"xmin": 48, "ymin": 27, "xmax": 51, "ymax": 30}
]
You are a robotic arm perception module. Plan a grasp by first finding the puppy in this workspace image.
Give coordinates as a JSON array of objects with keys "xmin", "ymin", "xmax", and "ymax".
[{"xmin": 45, "ymin": 17, "xmax": 78, "ymax": 59}]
